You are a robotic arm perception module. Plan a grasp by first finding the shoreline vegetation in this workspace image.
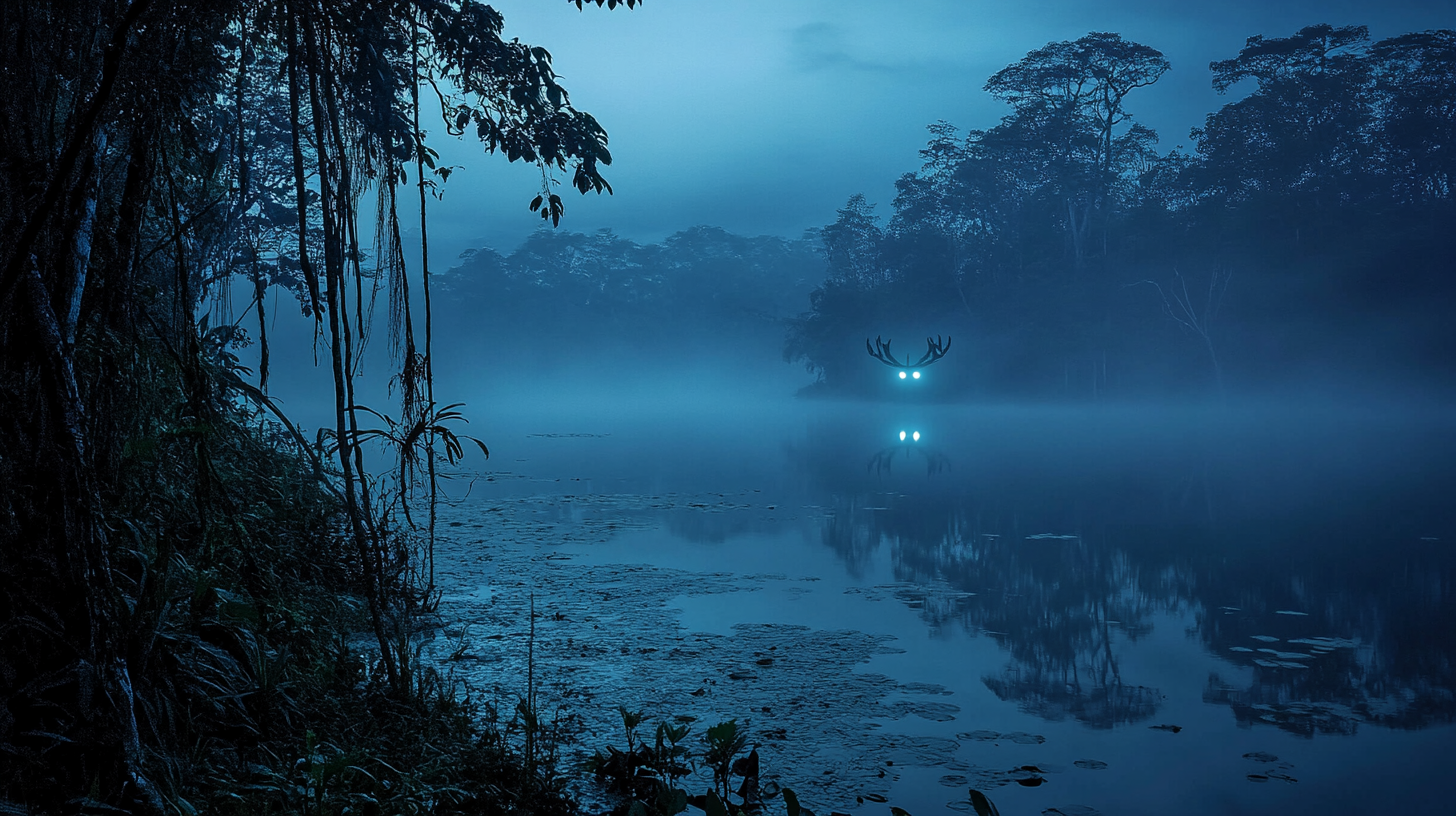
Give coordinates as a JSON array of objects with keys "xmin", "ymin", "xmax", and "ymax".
[
  {"xmin": 0, "ymin": 4, "xmax": 1449, "ymax": 816},
  {"xmin": 1, "ymin": 1, "xmax": 634, "ymax": 812}
]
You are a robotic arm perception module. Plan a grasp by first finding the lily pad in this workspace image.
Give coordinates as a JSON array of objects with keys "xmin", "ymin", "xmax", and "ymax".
[
  {"xmin": 1267, "ymin": 771, "xmax": 1298, "ymax": 782},
  {"xmin": 888, "ymin": 700, "xmax": 961, "ymax": 722},
  {"xmin": 1288, "ymin": 637, "xmax": 1357, "ymax": 649},
  {"xmin": 1072, "ymin": 759, "xmax": 1108, "ymax": 771},
  {"xmin": 1256, "ymin": 649, "xmax": 1311, "ymax": 660},
  {"xmin": 1249, "ymin": 771, "xmax": 1297, "ymax": 783},
  {"xmin": 964, "ymin": 762, "xmax": 1063, "ymax": 791},
  {"xmin": 959, "ymin": 730, "xmax": 1002, "ymax": 742},
  {"xmin": 1243, "ymin": 751, "xmax": 1298, "ymax": 782}
]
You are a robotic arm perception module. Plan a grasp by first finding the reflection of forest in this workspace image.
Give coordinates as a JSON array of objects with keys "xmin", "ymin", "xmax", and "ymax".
[
  {"xmin": 793, "ymin": 411, "xmax": 1456, "ymax": 735},
  {"xmin": 867, "ymin": 444, "xmax": 953, "ymax": 479},
  {"xmin": 892, "ymin": 497, "xmax": 1166, "ymax": 729},
  {"xmin": 1188, "ymin": 529, "xmax": 1456, "ymax": 737}
]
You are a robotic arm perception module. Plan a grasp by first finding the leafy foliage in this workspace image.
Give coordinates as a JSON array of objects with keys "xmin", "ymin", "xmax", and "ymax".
[{"xmin": 588, "ymin": 712, "xmax": 1004, "ymax": 816}]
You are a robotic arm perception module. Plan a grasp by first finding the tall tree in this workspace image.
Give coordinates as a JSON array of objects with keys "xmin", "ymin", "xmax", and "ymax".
[
  {"xmin": 1370, "ymin": 30, "xmax": 1456, "ymax": 205},
  {"xmin": 1192, "ymin": 24, "xmax": 1374, "ymax": 211},
  {"xmin": 983, "ymin": 32, "xmax": 1168, "ymax": 267},
  {"xmin": 821, "ymin": 193, "xmax": 887, "ymax": 288}
]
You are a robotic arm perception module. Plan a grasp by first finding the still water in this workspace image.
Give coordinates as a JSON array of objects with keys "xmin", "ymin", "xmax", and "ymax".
[{"xmin": 432, "ymin": 396, "xmax": 1456, "ymax": 816}]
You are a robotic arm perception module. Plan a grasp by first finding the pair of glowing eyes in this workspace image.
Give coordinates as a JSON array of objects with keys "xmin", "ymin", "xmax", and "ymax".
[
  {"xmin": 898, "ymin": 370, "xmax": 922, "ymax": 379},
  {"xmin": 899, "ymin": 431, "xmax": 921, "ymax": 442}
]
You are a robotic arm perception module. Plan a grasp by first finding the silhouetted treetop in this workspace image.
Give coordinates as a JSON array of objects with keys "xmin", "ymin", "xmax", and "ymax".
[{"xmin": 1211, "ymin": 24, "xmax": 1370, "ymax": 92}]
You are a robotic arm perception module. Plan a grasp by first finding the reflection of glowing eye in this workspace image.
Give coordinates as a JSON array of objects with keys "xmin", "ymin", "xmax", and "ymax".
[
  {"xmin": 913, "ymin": 431, "xmax": 921, "ymax": 441},
  {"xmin": 899, "ymin": 431, "xmax": 907, "ymax": 441},
  {"xmin": 912, "ymin": 371, "xmax": 921, "ymax": 379},
  {"xmin": 898, "ymin": 371, "xmax": 907, "ymax": 379}
]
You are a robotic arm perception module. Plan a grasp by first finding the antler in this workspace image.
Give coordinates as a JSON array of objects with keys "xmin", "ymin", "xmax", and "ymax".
[
  {"xmin": 913, "ymin": 335, "xmax": 951, "ymax": 367},
  {"xmin": 866, "ymin": 335, "xmax": 951, "ymax": 368},
  {"xmin": 866, "ymin": 336, "xmax": 907, "ymax": 367}
]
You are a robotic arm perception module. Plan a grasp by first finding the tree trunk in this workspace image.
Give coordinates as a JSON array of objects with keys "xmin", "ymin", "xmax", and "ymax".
[
  {"xmin": 63, "ymin": 130, "xmax": 107, "ymax": 348},
  {"xmin": 20, "ymin": 259, "xmax": 161, "ymax": 810}
]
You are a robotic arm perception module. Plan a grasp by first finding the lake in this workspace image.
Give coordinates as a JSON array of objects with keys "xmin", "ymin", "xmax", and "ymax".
[{"xmin": 429, "ymin": 394, "xmax": 1456, "ymax": 816}]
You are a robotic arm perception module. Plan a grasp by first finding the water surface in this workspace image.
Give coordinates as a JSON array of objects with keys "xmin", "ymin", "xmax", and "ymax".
[{"xmin": 433, "ymin": 397, "xmax": 1456, "ymax": 816}]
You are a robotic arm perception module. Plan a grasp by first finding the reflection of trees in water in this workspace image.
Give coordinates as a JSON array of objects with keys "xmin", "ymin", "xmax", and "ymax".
[
  {"xmin": 797, "ymin": 427, "xmax": 1456, "ymax": 735},
  {"xmin": 985, "ymin": 664, "xmax": 1161, "ymax": 729},
  {"xmin": 867, "ymin": 444, "xmax": 953, "ymax": 478},
  {"xmin": 1180, "ymin": 528, "xmax": 1456, "ymax": 737},
  {"xmin": 818, "ymin": 495, "xmax": 886, "ymax": 580},
  {"xmin": 920, "ymin": 528, "xmax": 1167, "ymax": 729},
  {"xmin": 817, "ymin": 484, "xmax": 1171, "ymax": 728}
]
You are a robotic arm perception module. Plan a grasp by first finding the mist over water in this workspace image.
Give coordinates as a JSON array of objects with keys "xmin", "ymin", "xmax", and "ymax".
[
  {"xmin": 231, "ymin": 250, "xmax": 1456, "ymax": 812},
  {"xmin": 368, "ymin": 340, "xmax": 1454, "ymax": 816}
]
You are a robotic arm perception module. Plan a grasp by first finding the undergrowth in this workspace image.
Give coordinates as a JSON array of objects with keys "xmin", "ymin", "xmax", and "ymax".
[
  {"xmin": 0, "ymin": 2, "xmax": 629, "ymax": 813},
  {"xmin": 585, "ymin": 709, "xmax": 1005, "ymax": 816},
  {"xmin": 0, "ymin": 332, "xmax": 569, "ymax": 815}
]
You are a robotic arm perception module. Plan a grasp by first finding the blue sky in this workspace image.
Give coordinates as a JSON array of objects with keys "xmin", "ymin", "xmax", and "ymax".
[{"xmin": 420, "ymin": 0, "xmax": 1452, "ymax": 263}]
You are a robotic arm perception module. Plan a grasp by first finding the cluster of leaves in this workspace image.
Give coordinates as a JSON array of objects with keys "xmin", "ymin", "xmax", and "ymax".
[
  {"xmin": 786, "ymin": 24, "xmax": 1456, "ymax": 399},
  {"xmin": 586, "ymin": 709, "xmax": 695, "ymax": 816},
  {"xmin": 587, "ymin": 710, "xmax": 1004, "ymax": 816},
  {"xmin": 587, "ymin": 712, "xmax": 771, "ymax": 816}
]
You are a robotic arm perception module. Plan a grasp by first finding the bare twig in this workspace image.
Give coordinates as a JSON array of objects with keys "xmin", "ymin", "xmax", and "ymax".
[{"xmin": 1128, "ymin": 266, "xmax": 1231, "ymax": 397}]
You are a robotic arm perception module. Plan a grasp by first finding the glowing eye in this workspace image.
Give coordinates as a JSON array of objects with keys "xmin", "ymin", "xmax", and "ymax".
[
  {"xmin": 913, "ymin": 431, "xmax": 921, "ymax": 441},
  {"xmin": 899, "ymin": 431, "xmax": 907, "ymax": 441},
  {"xmin": 898, "ymin": 371, "xmax": 907, "ymax": 379},
  {"xmin": 912, "ymin": 371, "xmax": 921, "ymax": 379}
]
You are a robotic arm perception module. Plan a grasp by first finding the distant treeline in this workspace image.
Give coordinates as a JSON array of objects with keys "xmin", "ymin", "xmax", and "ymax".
[
  {"xmin": 786, "ymin": 25, "xmax": 1456, "ymax": 398},
  {"xmin": 437, "ymin": 226, "xmax": 820, "ymax": 364}
]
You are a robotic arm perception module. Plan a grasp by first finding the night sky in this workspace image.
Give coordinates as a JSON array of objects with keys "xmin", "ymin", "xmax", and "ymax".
[{"xmin": 420, "ymin": 0, "xmax": 1452, "ymax": 262}]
